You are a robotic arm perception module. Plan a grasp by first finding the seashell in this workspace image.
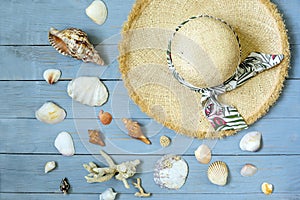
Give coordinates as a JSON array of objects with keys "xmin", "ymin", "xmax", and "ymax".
[
  {"xmin": 261, "ymin": 182, "xmax": 273, "ymax": 195},
  {"xmin": 98, "ymin": 110, "xmax": 112, "ymax": 125},
  {"xmin": 160, "ymin": 135, "xmax": 171, "ymax": 147},
  {"xmin": 54, "ymin": 131, "xmax": 75, "ymax": 156},
  {"xmin": 99, "ymin": 188, "xmax": 117, "ymax": 200},
  {"xmin": 35, "ymin": 102, "xmax": 66, "ymax": 124},
  {"xmin": 88, "ymin": 130, "xmax": 105, "ymax": 146},
  {"xmin": 60, "ymin": 177, "xmax": 70, "ymax": 195},
  {"xmin": 44, "ymin": 161, "xmax": 56, "ymax": 173},
  {"xmin": 86, "ymin": 0, "xmax": 108, "ymax": 25},
  {"xmin": 194, "ymin": 144, "xmax": 211, "ymax": 164},
  {"xmin": 122, "ymin": 118, "xmax": 151, "ymax": 145},
  {"xmin": 43, "ymin": 69, "xmax": 61, "ymax": 84},
  {"xmin": 67, "ymin": 77, "xmax": 108, "ymax": 107},
  {"xmin": 153, "ymin": 154, "xmax": 188, "ymax": 190},
  {"xmin": 207, "ymin": 161, "xmax": 228, "ymax": 186},
  {"xmin": 239, "ymin": 131, "xmax": 262, "ymax": 152},
  {"xmin": 49, "ymin": 27, "xmax": 104, "ymax": 65},
  {"xmin": 240, "ymin": 164, "xmax": 257, "ymax": 177}
]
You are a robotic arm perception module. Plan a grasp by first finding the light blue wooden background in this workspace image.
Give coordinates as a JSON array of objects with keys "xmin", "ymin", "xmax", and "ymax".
[{"xmin": 1, "ymin": 0, "xmax": 300, "ymax": 199}]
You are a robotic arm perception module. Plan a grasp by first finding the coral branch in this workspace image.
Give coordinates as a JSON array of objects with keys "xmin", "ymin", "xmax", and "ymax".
[{"xmin": 132, "ymin": 178, "xmax": 151, "ymax": 197}]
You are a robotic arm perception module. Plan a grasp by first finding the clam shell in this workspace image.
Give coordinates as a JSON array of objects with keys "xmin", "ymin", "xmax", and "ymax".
[
  {"xmin": 35, "ymin": 102, "xmax": 66, "ymax": 124},
  {"xmin": 86, "ymin": 0, "xmax": 107, "ymax": 25},
  {"xmin": 207, "ymin": 161, "xmax": 228, "ymax": 186},
  {"xmin": 261, "ymin": 182, "xmax": 273, "ymax": 195},
  {"xmin": 239, "ymin": 131, "xmax": 262, "ymax": 152},
  {"xmin": 67, "ymin": 77, "xmax": 108, "ymax": 107},
  {"xmin": 44, "ymin": 161, "xmax": 56, "ymax": 173},
  {"xmin": 240, "ymin": 164, "xmax": 257, "ymax": 177},
  {"xmin": 153, "ymin": 155, "xmax": 188, "ymax": 190},
  {"xmin": 194, "ymin": 144, "xmax": 211, "ymax": 164},
  {"xmin": 43, "ymin": 69, "xmax": 61, "ymax": 84},
  {"xmin": 99, "ymin": 188, "xmax": 117, "ymax": 200},
  {"xmin": 54, "ymin": 132, "xmax": 75, "ymax": 156},
  {"xmin": 49, "ymin": 27, "xmax": 104, "ymax": 65}
]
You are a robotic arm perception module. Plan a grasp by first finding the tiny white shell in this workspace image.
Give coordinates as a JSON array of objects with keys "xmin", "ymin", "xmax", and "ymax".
[
  {"xmin": 54, "ymin": 132, "xmax": 75, "ymax": 156},
  {"xmin": 207, "ymin": 161, "xmax": 228, "ymax": 186},
  {"xmin": 35, "ymin": 102, "xmax": 66, "ymax": 124},
  {"xmin": 194, "ymin": 144, "xmax": 211, "ymax": 164},
  {"xmin": 86, "ymin": 0, "xmax": 108, "ymax": 25},
  {"xmin": 261, "ymin": 182, "xmax": 273, "ymax": 195},
  {"xmin": 99, "ymin": 188, "xmax": 117, "ymax": 200},
  {"xmin": 67, "ymin": 77, "xmax": 108, "ymax": 107},
  {"xmin": 44, "ymin": 161, "xmax": 56, "ymax": 173},
  {"xmin": 43, "ymin": 69, "xmax": 61, "ymax": 84},
  {"xmin": 239, "ymin": 131, "xmax": 262, "ymax": 152},
  {"xmin": 240, "ymin": 164, "xmax": 257, "ymax": 177}
]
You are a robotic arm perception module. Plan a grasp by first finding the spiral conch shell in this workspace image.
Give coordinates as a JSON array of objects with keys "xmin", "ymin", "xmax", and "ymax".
[
  {"xmin": 122, "ymin": 118, "xmax": 151, "ymax": 145},
  {"xmin": 48, "ymin": 27, "xmax": 104, "ymax": 65}
]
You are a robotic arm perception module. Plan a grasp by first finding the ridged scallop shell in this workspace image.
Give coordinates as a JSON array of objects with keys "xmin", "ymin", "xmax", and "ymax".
[
  {"xmin": 67, "ymin": 77, "xmax": 108, "ymax": 106},
  {"xmin": 122, "ymin": 118, "xmax": 151, "ymax": 145},
  {"xmin": 207, "ymin": 161, "xmax": 228, "ymax": 186},
  {"xmin": 49, "ymin": 27, "xmax": 104, "ymax": 65},
  {"xmin": 35, "ymin": 102, "xmax": 66, "ymax": 124},
  {"xmin": 153, "ymin": 155, "xmax": 188, "ymax": 190},
  {"xmin": 86, "ymin": 0, "xmax": 107, "ymax": 25}
]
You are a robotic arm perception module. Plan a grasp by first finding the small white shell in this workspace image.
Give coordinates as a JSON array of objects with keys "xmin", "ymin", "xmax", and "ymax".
[
  {"xmin": 153, "ymin": 155, "xmax": 188, "ymax": 190},
  {"xmin": 240, "ymin": 164, "xmax": 257, "ymax": 177},
  {"xmin": 194, "ymin": 144, "xmax": 211, "ymax": 164},
  {"xmin": 54, "ymin": 132, "xmax": 75, "ymax": 156},
  {"xmin": 207, "ymin": 161, "xmax": 228, "ymax": 186},
  {"xmin": 44, "ymin": 161, "xmax": 56, "ymax": 173},
  {"xmin": 239, "ymin": 131, "xmax": 262, "ymax": 152},
  {"xmin": 160, "ymin": 135, "xmax": 171, "ymax": 147},
  {"xmin": 43, "ymin": 69, "xmax": 61, "ymax": 84},
  {"xmin": 99, "ymin": 188, "xmax": 117, "ymax": 200},
  {"xmin": 261, "ymin": 182, "xmax": 273, "ymax": 195},
  {"xmin": 35, "ymin": 102, "xmax": 66, "ymax": 124},
  {"xmin": 67, "ymin": 77, "xmax": 108, "ymax": 107},
  {"xmin": 86, "ymin": 0, "xmax": 108, "ymax": 25}
]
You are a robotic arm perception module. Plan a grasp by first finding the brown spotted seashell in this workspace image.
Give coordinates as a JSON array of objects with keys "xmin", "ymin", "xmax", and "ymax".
[
  {"xmin": 88, "ymin": 130, "xmax": 105, "ymax": 146},
  {"xmin": 98, "ymin": 110, "xmax": 112, "ymax": 125},
  {"xmin": 122, "ymin": 118, "xmax": 151, "ymax": 145},
  {"xmin": 48, "ymin": 27, "xmax": 104, "ymax": 65}
]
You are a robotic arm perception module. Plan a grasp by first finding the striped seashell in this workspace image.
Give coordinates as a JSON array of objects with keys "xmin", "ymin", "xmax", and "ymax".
[
  {"xmin": 207, "ymin": 161, "xmax": 228, "ymax": 186},
  {"xmin": 48, "ymin": 27, "xmax": 104, "ymax": 65}
]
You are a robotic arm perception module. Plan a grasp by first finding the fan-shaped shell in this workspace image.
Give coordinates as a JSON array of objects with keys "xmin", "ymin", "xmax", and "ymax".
[
  {"xmin": 67, "ymin": 76, "xmax": 108, "ymax": 106},
  {"xmin": 207, "ymin": 161, "xmax": 228, "ymax": 186},
  {"xmin": 153, "ymin": 154, "xmax": 188, "ymax": 190},
  {"xmin": 49, "ymin": 27, "xmax": 104, "ymax": 65}
]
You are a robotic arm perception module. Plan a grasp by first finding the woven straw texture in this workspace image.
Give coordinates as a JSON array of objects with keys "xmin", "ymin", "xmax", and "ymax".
[{"xmin": 119, "ymin": 0, "xmax": 290, "ymax": 139}]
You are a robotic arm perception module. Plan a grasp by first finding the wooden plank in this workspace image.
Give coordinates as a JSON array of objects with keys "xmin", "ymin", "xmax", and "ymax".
[
  {"xmin": 0, "ymin": 44, "xmax": 299, "ymax": 81},
  {"xmin": 1, "ymin": 118, "xmax": 300, "ymax": 155},
  {"xmin": 0, "ymin": 80, "xmax": 299, "ymax": 119},
  {"xmin": 1, "ymin": 193, "xmax": 299, "ymax": 200},
  {"xmin": 1, "ymin": 154, "xmax": 299, "ymax": 193},
  {"xmin": 0, "ymin": 0, "xmax": 298, "ymax": 45}
]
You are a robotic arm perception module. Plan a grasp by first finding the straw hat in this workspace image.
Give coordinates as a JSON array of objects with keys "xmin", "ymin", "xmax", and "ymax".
[{"xmin": 119, "ymin": 0, "xmax": 290, "ymax": 139}]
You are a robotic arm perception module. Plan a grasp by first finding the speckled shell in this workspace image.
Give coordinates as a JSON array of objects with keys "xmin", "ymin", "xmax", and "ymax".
[
  {"xmin": 160, "ymin": 135, "xmax": 171, "ymax": 147},
  {"xmin": 153, "ymin": 155, "xmax": 188, "ymax": 190},
  {"xmin": 207, "ymin": 161, "xmax": 228, "ymax": 186},
  {"xmin": 49, "ymin": 27, "xmax": 104, "ymax": 65}
]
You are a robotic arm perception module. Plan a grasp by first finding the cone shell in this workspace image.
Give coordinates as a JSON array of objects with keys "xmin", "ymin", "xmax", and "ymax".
[
  {"xmin": 48, "ymin": 27, "xmax": 104, "ymax": 65},
  {"xmin": 88, "ymin": 130, "xmax": 105, "ymax": 146},
  {"xmin": 207, "ymin": 161, "xmax": 228, "ymax": 186},
  {"xmin": 98, "ymin": 110, "xmax": 112, "ymax": 125},
  {"xmin": 122, "ymin": 118, "xmax": 151, "ymax": 145}
]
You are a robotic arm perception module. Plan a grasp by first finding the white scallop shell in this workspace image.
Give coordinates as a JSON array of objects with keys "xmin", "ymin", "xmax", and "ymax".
[
  {"xmin": 44, "ymin": 161, "xmax": 56, "ymax": 173},
  {"xmin": 207, "ymin": 161, "xmax": 228, "ymax": 186},
  {"xmin": 67, "ymin": 77, "xmax": 108, "ymax": 106},
  {"xmin": 35, "ymin": 102, "xmax": 66, "ymax": 124},
  {"xmin": 194, "ymin": 144, "xmax": 211, "ymax": 164},
  {"xmin": 240, "ymin": 164, "xmax": 257, "ymax": 177},
  {"xmin": 86, "ymin": 0, "xmax": 108, "ymax": 25},
  {"xmin": 239, "ymin": 131, "xmax": 262, "ymax": 152},
  {"xmin": 153, "ymin": 154, "xmax": 188, "ymax": 190},
  {"xmin": 43, "ymin": 69, "xmax": 61, "ymax": 84},
  {"xmin": 54, "ymin": 132, "xmax": 75, "ymax": 156},
  {"xmin": 99, "ymin": 188, "xmax": 117, "ymax": 200}
]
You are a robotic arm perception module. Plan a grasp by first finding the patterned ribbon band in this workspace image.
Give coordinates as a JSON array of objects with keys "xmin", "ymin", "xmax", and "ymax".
[{"xmin": 167, "ymin": 15, "xmax": 284, "ymax": 131}]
